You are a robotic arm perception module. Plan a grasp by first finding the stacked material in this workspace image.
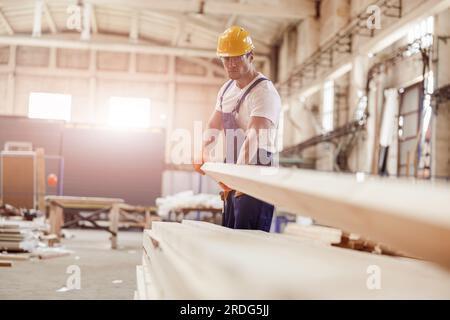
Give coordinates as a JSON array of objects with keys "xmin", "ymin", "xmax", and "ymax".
[
  {"xmin": 155, "ymin": 191, "xmax": 222, "ymax": 219},
  {"xmin": 283, "ymin": 223, "xmax": 407, "ymax": 257},
  {"xmin": 201, "ymin": 162, "xmax": 450, "ymax": 269},
  {"xmin": 0, "ymin": 219, "xmax": 48, "ymax": 252},
  {"xmin": 136, "ymin": 220, "xmax": 450, "ymax": 300},
  {"xmin": 283, "ymin": 223, "xmax": 343, "ymax": 245}
]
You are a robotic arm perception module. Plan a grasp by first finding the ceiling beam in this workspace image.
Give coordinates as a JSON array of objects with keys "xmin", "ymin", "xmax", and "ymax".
[
  {"xmin": 32, "ymin": 0, "xmax": 43, "ymax": 37},
  {"xmin": 43, "ymin": 1, "xmax": 57, "ymax": 34},
  {"xmin": 129, "ymin": 10, "xmax": 139, "ymax": 43},
  {"xmin": 91, "ymin": 4, "xmax": 98, "ymax": 33},
  {"xmin": 154, "ymin": 11, "xmax": 272, "ymax": 54},
  {"xmin": 85, "ymin": 0, "xmax": 315, "ymax": 19},
  {"xmin": 205, "ymin": 0, "xmax": 314, "ymax": 19},
  {"xmin": 0, "ymin": 65, "xmax": 225, "ymax": 85},
  {"xmin": 0, "ymin": 34, "xmax": 271, "ymax": 63},
  {"xmin": 0, "ymin": 34, "xmax": 219, "ymax": 58},
  {"xmin": 0, "ymin": 9, "xmax": 14, "ymax": 35},
  {"xmin": 172, "ymin": 15, "xmax": 187, "ymax": 46},
  {"xmin": 81, "ymin": 2, "xmax": 92, "ymax": 40},
  {"xmin": 225, "ymin": 0, "xmax": 240, "ymax": 28}
]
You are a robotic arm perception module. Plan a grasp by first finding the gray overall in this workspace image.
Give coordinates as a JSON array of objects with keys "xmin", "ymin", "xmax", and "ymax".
[{"xmin": 219, "ymin": 77, "xmax": 275, "ymax": 232}]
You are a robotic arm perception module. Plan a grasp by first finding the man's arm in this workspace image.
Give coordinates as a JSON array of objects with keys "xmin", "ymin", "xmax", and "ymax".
[
  {"xmin": 194, "ymin": 110, "xmax": 223, "ymax": 175},
  {"xmin": 236, "ymin": 116, "xmax": 274, "ymax": 166},
  {"xmin": 204, "ymin": 110, "xmax": 223, "ymax": 147}
]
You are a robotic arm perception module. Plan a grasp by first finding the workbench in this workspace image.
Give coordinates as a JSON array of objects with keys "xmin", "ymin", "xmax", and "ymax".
[
  {"xmin": 167, "ymin": 207, "xmax": 222, "ymax": 224},
  {"xmin": 46, "ymin": 196, "xmax": 156, "ymax": 249}
]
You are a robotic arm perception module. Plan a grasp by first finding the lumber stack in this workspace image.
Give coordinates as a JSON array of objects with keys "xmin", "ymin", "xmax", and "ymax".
[
  {"xmin": 283, "ymin": 223, "xmax": 343, "ymax": 245},
  {"xmin": 135, "ymin": 221, "xmax": 450, "ymax": 299},
  {"xmin": 283, "ymin": 223, "xmax": 409, "ymax": 257},
  {"xmin": 0, "ymin": 219, "xmax": 47, "ymax": 252},
  {"xmin": 202, "ymin": 163, "xmax": 450, "ymax": 269}
]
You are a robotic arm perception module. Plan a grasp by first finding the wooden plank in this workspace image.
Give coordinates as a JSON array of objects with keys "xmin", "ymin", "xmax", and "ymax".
[
  {"xmin": 0, "ymin": 253, "xmax": 30, "ymax": 261},
  {"xmin": 45, "ymin": 196, "xmax": 124, "ymax": 208},
  {"xmin": 141, "ymin": 254, "xmax": 162, "ymax": 299},
  {"xmin": 142, "ymin": 228, "xmax": 215, "ymax": 299},
  {"xmin": 142, "ymin": 221, "xmax": 450, "ymax": 299},
  {"xmin": 283, "ymin": 223, "xmax": 343, "ymax": 245},
  {"xmin": 135, "ymin": 265, "xmax": 147, "ymax": 300},
  {"xmin": 0, "ymin": 233, "xmax": 27, "ymax": 241},
  {"xmin": 35, "ymin": 250, "xmax": 71, "ymax": 260},
  {"xmin": 202, "ymin": 163, "xmax": 450, "ymax": 270},
  {"xmin": 0, "ymin": 260, "xmax": 13, "ymax": 267}
]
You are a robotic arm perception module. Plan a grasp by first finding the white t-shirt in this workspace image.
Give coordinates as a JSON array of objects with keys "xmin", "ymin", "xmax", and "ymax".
[{"xmin": 214, "ymin": 73, "xmax": 281, "ymax": 153}]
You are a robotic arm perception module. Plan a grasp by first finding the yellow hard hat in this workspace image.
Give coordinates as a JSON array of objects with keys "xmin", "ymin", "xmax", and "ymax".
[{"xmin": 217, "ymin": 26, "xmax": 255, "ymax": 57}]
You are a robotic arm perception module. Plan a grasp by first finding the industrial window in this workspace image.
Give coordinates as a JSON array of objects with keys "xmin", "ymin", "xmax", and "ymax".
[
  {"xmin": 28, "ymin": 92, "xmax": 72, "ymax": 121},
  {"xmin": 322, "ymin": 80, "xmax": 334, "ymax": 132},
  {"xmin": 407, "ymin": 16, "xmax": 434, "ymax": 48},
  {"xmin": 108, "ymin": 97, "xmax": 151, "ymax": 128}
]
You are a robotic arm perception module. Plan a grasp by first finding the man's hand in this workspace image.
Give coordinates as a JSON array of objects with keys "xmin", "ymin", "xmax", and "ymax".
[
  {"xmin": 219, "ymin": 182, "xmax": 232, "ymax": 192},
  {"xmin": 193, "ymin": 161, "xmax": 205, "ymax": 175},
  {"xmin": 219, "ymin": 182, "xmax": 233, "ymax": 202},
  {"xmin": 234, "ymin": 191, "xmax": 245, "ymax": 198},
  {"xmin": 193, "ymin": 151, "xmax": 207, "ymax": 175}
]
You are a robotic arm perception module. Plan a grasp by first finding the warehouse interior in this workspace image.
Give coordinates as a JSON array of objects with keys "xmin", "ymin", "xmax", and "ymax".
[{"xmin": 0, "ymin": 0, "xmax": 450, "ymax": 300}]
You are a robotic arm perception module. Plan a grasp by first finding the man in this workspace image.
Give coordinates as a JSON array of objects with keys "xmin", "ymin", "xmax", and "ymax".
[{"xmin": 194, "ymin": 26, "xmax": 281, "ymax": 232}]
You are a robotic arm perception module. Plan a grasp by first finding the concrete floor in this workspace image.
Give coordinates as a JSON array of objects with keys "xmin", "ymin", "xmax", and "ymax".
[{"xmin": 0, "ymin": 229, "xmax": 143, "ymax": 300}]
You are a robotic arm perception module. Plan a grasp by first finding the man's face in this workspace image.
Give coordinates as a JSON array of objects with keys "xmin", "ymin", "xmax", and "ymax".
[{"xmin": 221, "ymin": 53, "xmax": 253, "ymax": 80}]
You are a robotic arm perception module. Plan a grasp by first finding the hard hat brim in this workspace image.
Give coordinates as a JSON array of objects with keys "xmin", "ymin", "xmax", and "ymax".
[{"xmin": 216, "ymin": 47, "xmax": 254, "ymax": 58}]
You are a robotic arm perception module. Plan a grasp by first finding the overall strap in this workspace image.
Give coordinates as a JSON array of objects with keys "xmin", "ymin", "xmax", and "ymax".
[
  {"xmin": 234, "ymin": 77, "xmax": 269, "ymax": 114},
  {"xmin": 219, "ymin": 80, "xmax": 235, "ymax": 111}
]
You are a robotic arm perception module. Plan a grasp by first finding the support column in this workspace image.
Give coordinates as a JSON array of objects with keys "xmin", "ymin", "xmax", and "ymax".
[
  {"xmin": 5, "ymin": 45, "xmax": 16, "ymax": 115},
  {"xmin": 165, "ymin": 56, "xmax": 176, "ymax": 164},
  {"xmin": 348, "ymin": 55, "xmax": 369, "ymax": 172},
  {"xmin": 88, "ymin": 49, "xmax": 97, "ymax": 123}
]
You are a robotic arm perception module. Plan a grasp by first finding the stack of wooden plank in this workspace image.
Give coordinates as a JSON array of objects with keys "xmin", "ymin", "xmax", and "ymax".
[
  {"xmin": 283, "ymin": 223, "xmax": 409, "ymax": 257},
  {"xmin": 202, "ymin": 163, "xmax": 450, "ymax": 269},
  {"xmin": 0, "ymin": 252, "xmax": 30, "ymax": 267},
  {"xmin": 283, "ymin": 223, "xmax": 343, "ymax": 245},
  {"xmin": 135, "ymin": 220, "xmax": 450, "ymax": 299},
  {"xmin": 0, "ymin": 219, "xmax": 47, "ymax": 252}
]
